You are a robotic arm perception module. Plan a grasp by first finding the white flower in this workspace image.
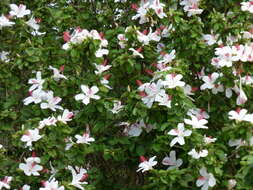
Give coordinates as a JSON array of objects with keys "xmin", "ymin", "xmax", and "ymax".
[
  {"xmin": 110, "ymin": 100, "xmax": 124, "ymax": 114},
  {"xmin": 0, "ymin": 176, "xmax": 12, "ymax": 190},
  {"xmin": 95, "ymin": 48, "xmax": 109, "ymax": 57},
  {"xmin": 137, "ymin": 156, "xmax": 157, "ymax": 173},
  {"xmin": 203, "ymin": 135, "xmax": 217, "ymax": 144},
  {"xmin": 9, "ymin": 4, "xmax": 31, "ymax": 18},
  {"xmin": 0, "ymin": 144, "xmax": 2, "ymax": 149},
  {"xmin": 200, "ymin": 72, "xmax": 220, "ymax": 90},
  {"xmin": 162, "ymin": 151, "xmax": 183, "ymax": 170},
  {"xmin": 40, "ymin": 91, "xmax": 63, "ymax": 111},
  {"xmin": 0, "ymin": 51, "xmax": 10, "ymax": 62},
  {"xmin": 188, "ymin": 148, "xmax": 208, "ymax": 159},
  {"xmin": 150, "ymin": 0, "xmax": 167, "ymax": 18},
  {"xmin": 75, "ymin": 85, "xmax": 100, "ymax": 105},
  {"xmin": 158, "ymin": 50, "xmax": 176, "ymax": 64},
  {"xmin": 168, "ymin": 123, "xmax": 192, "ymax": 147},
  {"xmin": 23, "ymin": 89, "xmax": 47, "ymax": 105},
  {"xmin": 38, "ymin": 116, "xmax": 58, "ymax": 129},
  {"xmin": 0, "ymin": 15, "xmax": 15, "ymax": 29},
  {"xmin": 180, "ymin": 0, "xmax": 203, "ymax": 17},
  {"xmin": 241, "ymin": 1, "xmax": 253, "ymax": 13},
  {"xmin": 57, "ymin": 109, "xmax": 74, "ymax": 124},
  {"xmin": 228, "ymin": 108, "xmax": 250, "ymax": 121},
  {"xmin": 196, "ymin": 167, "xmax": 216, "ymax": 190},
  {"xmin": 132, "ymin": 2, "xmax": 150, "ymax": 24},
  {"xmin": 184, "ymin": 115, "xmax": 208, "ymax": 129},
  {"xmin": 21, "ymin": 184, "xmax": 30, "ymax": 190},
  {"xmin": 65, "ymin": 137, "xmax": 75, "ymax": 151},
  {"xmin": 155, "ymin": 92, "xmax": 172, "ymax": 108},
  {"xmin": 39, "ymin": 178, "xmax": 64, "ymax": 190},
  {"xmin": 28, "ymin": 71, "xmax": 44, "ymax": 91},
  {"xmin": 26, "ymin": 16, "xmax": 40, "ymax": 30},
  {"xmin": 203, "ymin": 34, "xmax": 218, "ymax": 46},
  {"xmin": 123, "ymin": 123, "xmax": 143, "ymax": 137},
  {"xmin": 94, "ymin": 63, "xmax": 111, "ymax": 75},
  {"xmin": 129, "ymin": 48, "xmax": 144, "ymax": 58},
  {"xmin": 228, "ymin": 139, "xmax": 247, "ymax": 149},
  {"xmin": 228, "ymin": 179, "xmax": 237, "ymax": 190},
  {"xmin": 19, "ymin": 156, "xmax": 43, "ymax": 176},
  {"xmin": 49, "ymin": 66, "xmax": 67, "ymax": 81},
  {"xmin": 68, "ymin": 166, "xmax": 88, "ymax": 190},
  {"xmin": 21, "ymin": 128, "xmax": 42, "ymax": 147},
  {"xmin": 75, "ymin": 133, "xmax": 95, "ymax": 144},
  {"xmin": 162, "ymin": 74, "xmax": 185, "ymax": 89}
]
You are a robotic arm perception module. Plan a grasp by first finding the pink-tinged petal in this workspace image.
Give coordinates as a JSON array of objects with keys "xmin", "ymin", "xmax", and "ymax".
[
  {"xmin": 168, "ymin": 129, "xmax": 178, "ymax": 136},
  {"xmin": 81, "ymin": 85, "xmax": 89, "ymax": 94},
  {"xmin": 75, "ymin": 93, "xmax": 85, "ymax": 101}
]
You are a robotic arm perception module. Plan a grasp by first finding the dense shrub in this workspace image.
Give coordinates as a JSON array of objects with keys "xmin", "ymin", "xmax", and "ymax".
[{"xmin": 1, "ymin": 0, "xmax": 253, "ymax": 189}]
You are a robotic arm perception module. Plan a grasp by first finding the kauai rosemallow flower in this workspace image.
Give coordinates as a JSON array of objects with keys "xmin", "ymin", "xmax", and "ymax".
[
  {"xmin": 57, "ymin": 109, "xmax": 74, "ymax": 124},
  {"xmin": 49, "ymin": 66, "xmax": 67, "ymax": 81},
  {"xmin": 110, "ymin": 100, "xmax": 124, "ymax": 114},
  {"xmin": 75, "ymin": 85, "xmax": 100, "ymax": 105},
  {"xmin": 168, "ymin": 123, "xmax": 192, "ymax": 147},
  {"xmin": 162, "ymin": 151, "xmax": 183, "ymax": 170},
  {"xmin": 28, "ymin": 71, "xmax": 45, "ymax": 91},
  {"xmin": 184, "ymin": 115, "xmax": 208, "ymax": 129},
  {"xmin": 75, "ymin": 133, "xmax": 95, "ymax": 145},
  {"xmin": 0, "ymin": 15, "xmax": 15, "ymax": 29},
  {"xmin": 162, "ymin": 74, "xmax": 185, "ymax": 89},
  {"xmin": 9, "ymin": 4, "xmax": 31, "ymax": 18},
  {"xmin": 21, "ymin": 184, "xmax": 31, "ymax": 190},
  {"xmin": 19, "ymin": 156, "xmax": 43, "ymax": 176},
  {"xmin": 38, "ymin": 116, "xmax": 58, "ymax": 129},
  {"xmin": 241, "ymin": 1, "xmax": 253, "ymax": 13},
  {"xmin": 68, "ymin": 166, "xmax": 88, "ymax": 190},
  {"xmin": 0, "ymin": 176, "xmax": 12, "ymax": 190},
  {"xmin": 137, "ymin": 156, "xmax": 157, "ymax": 173},
  {"xmin": 21, "ymin": 128, "xmax": 42, "ymax": 147},
  {"xmin": 39, "ymin": 178, "xmax": 64, "ymax": 190},
  {"xmin": 40, "ymin": 91, "xmax": 63, "ymax": 111},
  {"xmin": 188, "ymin": 148, "xmax": 208, "ymax": 159},
  {"xmin": 228, "ymin": 108, "xmax": 251, "ymax": 122},
  {"xmin": 196, "ymin": 167, "xmax": 216, "ymax": 190}
]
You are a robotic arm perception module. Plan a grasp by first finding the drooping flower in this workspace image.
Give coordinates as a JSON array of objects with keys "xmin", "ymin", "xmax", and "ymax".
[
  {"xmin": 188, "ymin": 148, "xmax": 208, "ymax": 159},
  {"xmin": 21, "ymin": 128, "xmax": 42, "ymax": 147},
  {"xmin": 39, "ymin": 178, "xmax": 64, "ymax": 190},
  {"xmin": 49, "ymin": 66, "xmax": 67, "ymax": 81},
  {"xmin": 28, "ymin": 71, "xmax": 45, "ymax": 91},
  {"xmin": 203, "ymin": 135, "xmax": 217, "ymax": 144},
  {"xmin": 75, "ymin": 85, "xmax": 100, "ymax": 105},
  {"xmin": 94, "ymin": 63, "xmax": 111, "ymax": 75},
  {"xmin": 0, "ymin": 15, "xmax": 15, "ymax": 29},
  {"xmin": 162, "ymin": 151, "xmax": 183, "ymax": 170},
  {"xmin": 137, "ymin": 156, "xmax": 157, "ymax": 173},
  {"xmin": 9, "ymin": 4, "xmax": 31, "ymax": 18},
  {"xmin": 168, "ymin": 123, "xmax": 192, "ymax": 147},
  {"xmin": 241, "ymin": 1, "xmax": 253, "ymax": 13},
  {"xmin": 68, "ymin": 166, "xmax": 88, "ymax": 190},
  {"xmin": 40, "ymin": 91, "xmax": 63, "ymax": 111},
  {"xmin": 38, "ymin": 116, "xmax": 58, "ymax": 129},
  {"xmin": 196, "ymin": 167, "xmax": 216, "ymax": 190},
  {"xmin": 75, "ymin": 133, "xmax": 95, "ymax": 145},
  {"xmin": 19, "ymin": 156, "xmax": 43, "ymax": 176},
  {"xmin": 110, "ymin": 100, "xmax": 124, "ymax": 114},
  {"xmin": 57, "ymin": 109, "xmax": 74, "ymax": 124},
  {"xmin": 0, "ymin": 176, "xmax": 12, "ymax": 190},
  {"xmin": 21, "ymin": 184, "xmax": 31, "ymax": 190}
]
